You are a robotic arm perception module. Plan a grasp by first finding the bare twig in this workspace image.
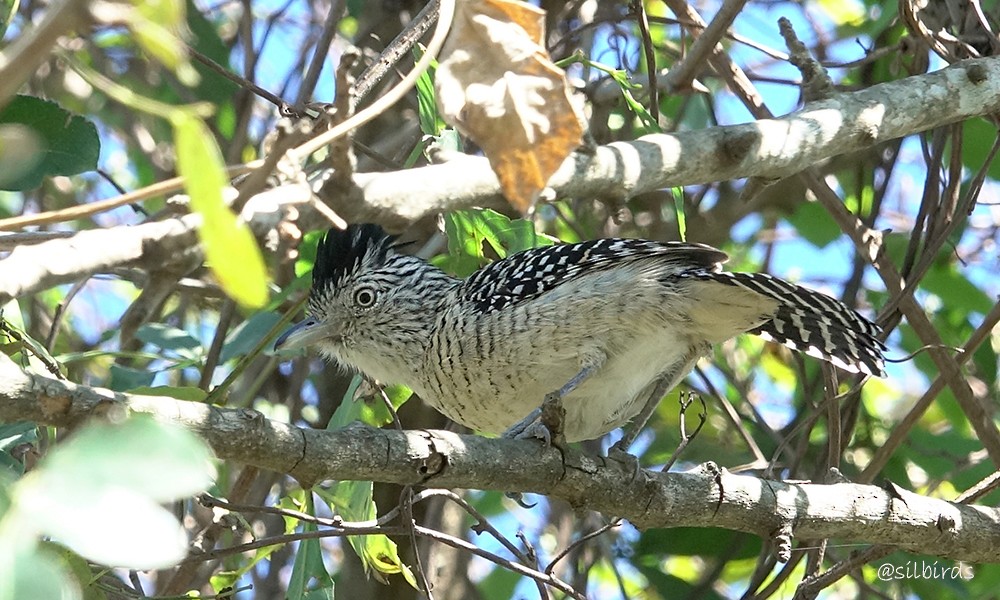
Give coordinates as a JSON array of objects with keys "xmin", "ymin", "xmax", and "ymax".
[
  {"xmin": 296, "ymin": 0, "xmax": 347, "ymax": 109},
  {"xmin": 661, "ymin": 0, "xmax": 749, "ymax": 94},
  {"xmin": 631, "ymin": 0, "xmax": 659, "ymax": 123},
  {"xmin": 859, "ymin": 300, "xmax": 1000, "ymax": 482},
  {"xmin": 661, "ymin": 392, "xmax": 708, "ymax": 472},
  {"xmin": 356, "ymin": 0, "xmax": 440, "ymax": 102}
]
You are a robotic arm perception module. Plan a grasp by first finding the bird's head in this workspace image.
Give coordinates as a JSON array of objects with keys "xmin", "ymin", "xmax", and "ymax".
[{"xmin": 274, "ymin": 225, "xmax": 455, "ymax": 377}]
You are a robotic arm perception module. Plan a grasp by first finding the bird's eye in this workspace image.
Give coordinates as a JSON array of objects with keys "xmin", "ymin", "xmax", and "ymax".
[{"xmin": 353, "ymin": 286, "xmax": 377, "ymax": 308}]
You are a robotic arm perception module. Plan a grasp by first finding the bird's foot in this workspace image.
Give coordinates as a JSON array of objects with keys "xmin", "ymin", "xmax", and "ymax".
[
  {"xmin": 607, "ymin": 438, "xmax": 641, "ymax": 481},
  {"xmin": 503, "ymin": 408, "xmax": 550, "ymax": 444},
  {"xmin": 502, "ymin": 391, "xmax": 568, "ymax": 448}
]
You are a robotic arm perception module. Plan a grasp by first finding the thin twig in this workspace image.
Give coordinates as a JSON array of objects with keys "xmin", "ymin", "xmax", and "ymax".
[
  {"xmin": 290, "ymin": 0, "xmax": 455, "ymax": 160},
  {"xmin": 356, "ymin": 0, "xmax": 440, "ymax": 102},
  {"xmin": 661, "ymin": 392, "xmax": 707, "ymax": 472},
  {"xmin": 631, "ymin": 0, "xmax": 659, "ymax": 124},
  {"xmin": 859, "ymin": 299, "xmax": 1000, "ymax": 482},
  {"xmin": 400, "ymin": 487, "xmax": 435, "ymax": 600},
  {"xmin": 545, "ymin": 519, "xmax": 621, "ymax": 575},
  {"xmin": 188, "ymin": 45, "xmax": 290, "ymax": 111},
  {"xmin": 295, "ymin": 0, "xmax": 346, "ymax": 109},
  {"xmin": 661, "ymin": 0, "xmax": 749, "ymax": 94}
]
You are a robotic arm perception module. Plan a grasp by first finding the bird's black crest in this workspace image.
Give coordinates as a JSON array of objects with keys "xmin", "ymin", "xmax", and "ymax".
[{"xmin": 312, "ymin": 224, "xmax": 395, "ymax": 287}]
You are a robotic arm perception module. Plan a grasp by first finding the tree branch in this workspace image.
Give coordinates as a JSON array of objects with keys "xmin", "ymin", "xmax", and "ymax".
[
  {"xmin": 2, "ymin": 352, "xmax": 998, "ymax": 564},
  {"xmin": 341, "ymin": 56, "xmax": 1000, "ymax": 225},
  {"xmin": 4, "ymin": 58, "xmax": 1000, "ymax": 306}
]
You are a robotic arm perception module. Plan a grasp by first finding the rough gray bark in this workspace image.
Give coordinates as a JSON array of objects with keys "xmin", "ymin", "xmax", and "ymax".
[
  {"xmin": 3, "ymin": 57, "xmax": 1000, "ymax": 303},
  {"xmin": 2, "ymin": 352, "xmax": 998, "ymax": 563}
]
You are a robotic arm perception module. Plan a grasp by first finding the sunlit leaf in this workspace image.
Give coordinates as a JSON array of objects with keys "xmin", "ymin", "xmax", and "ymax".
[
  {"xmin": 315, "ymin": 482, "xmax": 416, "ymax": 588},
  {"xmin": 130, "ymin": 0, "xmax": 199, "ymax": 85},
  {"xmin": 172, "ymin": 111, "xmax": 269, "ymax": 308},
  {"xmin": 11, "ymin": 417, "xmax": 214, "ymax": 569}
]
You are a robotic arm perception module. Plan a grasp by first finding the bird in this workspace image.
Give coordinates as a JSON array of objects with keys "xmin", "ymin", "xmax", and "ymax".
[{"xmin": 274, "ymin": 224, "xmax": 885, "ymax": 446}]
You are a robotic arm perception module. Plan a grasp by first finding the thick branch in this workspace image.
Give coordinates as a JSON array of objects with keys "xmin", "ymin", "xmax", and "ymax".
[
  {"xmin": 3, "ymin": 58, "xmax": 1000, "ymax": 299},
  {"xmin": 2, "ymin": 353, "xmax": 998, "ymax": 563},
  {"xmin": 344, "ymin": 56, "xmax": 1000, "ymax": 224}
]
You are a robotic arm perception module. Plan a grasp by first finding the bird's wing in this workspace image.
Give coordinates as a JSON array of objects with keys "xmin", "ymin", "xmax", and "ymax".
[{"xmin": 458, "ymin": 238, "xmax": 728, "ymax": 314}]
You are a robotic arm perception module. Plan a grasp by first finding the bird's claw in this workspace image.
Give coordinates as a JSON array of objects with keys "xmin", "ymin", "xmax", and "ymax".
[{"xmin": 607, "ymin": 441, "xmax": 641, "ymax": 481}]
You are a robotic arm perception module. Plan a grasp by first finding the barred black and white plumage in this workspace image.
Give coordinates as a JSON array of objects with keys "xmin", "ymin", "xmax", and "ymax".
[
  {"xmin": 683, "ymin": 271, "xmax": 885, "ymax": 376},
  {"xmin": 276, "ymin": 224, "xmax": 886, "ymax": 443}
]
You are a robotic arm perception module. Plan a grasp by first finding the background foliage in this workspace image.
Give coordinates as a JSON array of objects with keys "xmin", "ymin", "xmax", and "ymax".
[{"xmin": 1, "ymin": 0, "xmax": 999, "ymax": 598}]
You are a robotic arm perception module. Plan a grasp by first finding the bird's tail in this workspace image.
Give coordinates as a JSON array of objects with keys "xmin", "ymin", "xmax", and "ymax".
[{"xmin": 697, "ymin": 272, "xmax": 886, "ymax": 376}]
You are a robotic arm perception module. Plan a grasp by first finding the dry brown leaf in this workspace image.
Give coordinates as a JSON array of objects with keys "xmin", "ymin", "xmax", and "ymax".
[{"xmin": 435, "ymin": 0, "xmax": 583, "ymax": 213}]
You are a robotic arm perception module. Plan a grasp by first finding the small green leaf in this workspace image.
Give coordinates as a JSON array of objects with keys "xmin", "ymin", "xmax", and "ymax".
[
  {"xmin": 221, "ymin": 311, "xmax": 282, "ymax": 362},
  {"xmin": 3, "ymin": 544, "xmax": 81, "ymax": 600},
  {"xmin": 0, "ymin": 422, "xmax": 37, "ymax": 452},
  {"xmin": 286, "ymin": 493, "xmax": 333, "ymax": 600},
  {"xmin": 295, "ymin": 230, "xmax": 325, "ymax": 278},
  {"xmin": 186, "ymin": 3, "xmax": 240, "ymax": 104},
  {"xmin": 962, "ymin": 119, "xmax": 1000, "ymax": 181},
  {"xmin": 328, "ymin": 375, "xmax": 412, "ymax": 429},
  {"xmin": 0, "ymin": 96, "xmax": 100, "ymax": 191},
  {"xmin": 134, "ymin": 323, "xmax": 201, "ymax": 352},
  {"xmin": 785, "ymin": 200, "xmax": 841, "ymax": 248},
  {"xmin": 315, "ymin": 482, "xmax": 415, "ymax": 587},
  {"xmin": 108, "ymin": 365, "xmax": 156, "ymax": 391},
  {"xmin": 436, "ymin": 209, "xmax": 553, "ymax": 276},
  {"xmin": 413, "ymin": 46, "xmax": 444, "ymax": 136},
  {"xmin": 172, "ymin": 111, "xmax": 269, "ymax": 308},
  {"xmin": 922, "ymin": 263, "xmax": 993, "ymax": 315},
  {"xmin": 130, "ymin": 0, "xmax": 199, "ymax": 85},
  {"xmin": 672, "ymin": 187, "xmax": 686, "ymax": 242}
]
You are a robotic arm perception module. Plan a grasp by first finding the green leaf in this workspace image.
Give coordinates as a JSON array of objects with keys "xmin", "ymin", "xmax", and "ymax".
[
  {"xmin": 130, "ymin": 0, "xmax": 199, "ymax": 85},
  {"xmin": 134, "ymin": 323, "xmax": 202, "ymax": 353},
  {"xmin": 172, "ymin": 111, "xmax": 269, "ymax": 308},
  {"xmin": 108, "ymin": 364, "xmax": 156, "ymax": 391},
  {"xmin": 0, "ymin": 452, "xmax": 25, "ymax": 477},
  {"xmin": 221, "ymin": 311, "xmax": 282, "ymax": 362},
  {"xmin": 47, "ymin": 542, "xmax": 109, "ymax": 600},
  {"xmin": 413, "ymin": 46, "xmax": 444, "ymax": 136},
  {"xmin": 0, "ymin": 317, "xmax": 64, "ymax": 378},
  {"xmin": 962, "ymin": 119, "xmax": 1000, "ymax": 181},
  {"xmin": 295, "ymin": 230, "xmax": 325, "ymax": 278},
  {"xmin": 12, "ymin": 416, "xmax": 214, "ymax": 569},
  {"xmin": 922, "ymin": 262, "xmax": 993, "ymax": 315},
  {"xmin": 185, "ymin": 0, "xmax": 240, "ymax": 105},
  {"xmin": 0, "ymin": 422, "xmax": 36, "ymax": 477},
  {"xmin": 1, "ymin": 544, "xmax": 81, "ymax": 600},
  {"xmin": 672, "ymin": 187, "xmax": 686, "ymax": 242},
  {"xmin": 286, "ymin": 492, "xmax": 333, "ymax": 600},
  {"xmin": 0, "ymin": 422, "xmax": 37, "ymax": 452},
  {"xmin": 328, "ymin": 375, "xmax": 412, "ymax": 429},
  {"xmin": 315, "ymin": 482, "xmax": 416, "ymax": 587},
  {"xmin": 435, "ymin": 209, "xmax": 553, "ymax": 276},
  {"xmin": 785, "ymin": 200, "xmax": 841, "ymax": 248},
  {"xmin": 0, "ymin": 95, "xmax": 100, "ymax": 191}
]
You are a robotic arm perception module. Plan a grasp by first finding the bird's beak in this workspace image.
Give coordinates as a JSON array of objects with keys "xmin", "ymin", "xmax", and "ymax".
[{"xmin": 273, "ymin": 317, "xmax": 338, "ymax": 353}]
